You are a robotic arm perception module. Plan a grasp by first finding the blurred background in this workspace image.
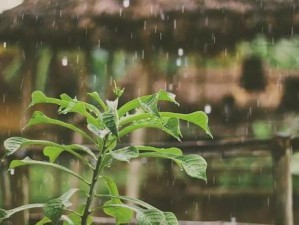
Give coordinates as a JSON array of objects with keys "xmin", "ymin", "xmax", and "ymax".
[{"xmin": 0, "ymin": 0, "xmax": 299, "ymax": 224}]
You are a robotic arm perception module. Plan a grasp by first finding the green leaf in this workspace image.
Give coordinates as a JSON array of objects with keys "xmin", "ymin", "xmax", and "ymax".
[
  {"xmin": 139, "ymin": 153, "xmax": 207, "ymax": 181},
  {"xmin": 136, "ymin": 146, "xmax": 182, "ymax": 156},
  {"xmin": 0, "ymin": 204, "xmax": 45, "ymax": 222},
  {"xmin": 174, "ymin": 154, "xmax": 207, "ymax": 181},
  {"xmin": 9, "ymin": 157, "xmax": 90, "ymax": 185},
  {"xmin": 161, "ymin": 111, "xmax": 212, "ymax": 137},
  {"xmin": 43, "ymin": 189, "xmax": 80, "ymax": 224},
  {"xmin": 88, "ymin": 91, "xmax": 108, "ymax": 111},
  {"xmin": 43, "ymin": 198, "xmax": 64, "ymax": 224},
  {"xmin": 4, "ymin": 137, "xmax": 29, "ymax": 156},
  {"xmin": 43, "ymin": 146, "xmax": 64, "ymax": 163},
  {"xmin": 111, "ymin": 146, "xmax": 139, "ymax": 162},
  {"xmin": 162, "ymin": 117, "xmax": 182, "ymax": 141},
  {"xmin": 104, "ymin": 200, "xmax": 134, "ymax": 224},
  {"xmin": 119, "ymin": 117, "xmax": 182, "ymax": 141},
  {"xmin": 136, "ymin": 209, "xmax": 164, "ymax": 225},
  {"xmin": 26, "ymin": 111, "xmax": 94, "ymax": 143},
  {"xmin": 102, "ymin": 177, "xmax": 133, "ymax": 224},
  {"xmin": 30, "ymin": 91, "xmax": 100, "ymax": 117},
  {"xmin": 118, "ymin": 90, "xmax": 179, "ymax": 117},
  {"xmin": 164, "ymin": 212, "xmax": 179, "ymax": 225},
  {"xmin": 102, "ymin": 110, "xmax": 119, "ymax": 138},
  {"xmin": 139, "ymin": 93, "xmax": 160, "ymax": 117}
]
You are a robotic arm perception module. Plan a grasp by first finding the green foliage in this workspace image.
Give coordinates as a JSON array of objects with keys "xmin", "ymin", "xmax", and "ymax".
[{"xmin": 1, "ymin": 86, "xmax": 210, "ymax": 224}]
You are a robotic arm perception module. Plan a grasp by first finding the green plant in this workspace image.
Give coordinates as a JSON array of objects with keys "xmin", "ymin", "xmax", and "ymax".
[{"xmin": 0, "ymin": 86, "xmax": 211, "ymax": 225}]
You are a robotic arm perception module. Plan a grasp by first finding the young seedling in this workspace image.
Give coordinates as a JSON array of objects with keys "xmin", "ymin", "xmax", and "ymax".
[{"xmin": 1, "ymin": 86, "xmax": 211, "ymax": 225}]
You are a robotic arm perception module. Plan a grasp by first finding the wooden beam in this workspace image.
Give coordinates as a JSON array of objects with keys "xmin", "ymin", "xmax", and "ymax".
[{"xmin": 271, "ymin": 135, "xmax": 293, "ymax": 225}]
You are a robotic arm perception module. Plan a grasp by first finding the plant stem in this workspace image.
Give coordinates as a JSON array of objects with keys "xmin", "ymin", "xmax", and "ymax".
[{"xmin": 81, "ymin": 152, "xmax": 106, "ymax": 225}]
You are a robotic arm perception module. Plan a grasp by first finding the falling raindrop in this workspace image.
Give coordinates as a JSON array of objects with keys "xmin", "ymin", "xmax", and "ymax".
[
  {"xmin": 10, "ymin": 169, "xmax": 15, "ymax": 175},
  {"xmin": 159, "ymin": 32, "xmax": 163, "ymax": 40},
  {"xmin": 173, "ymin": 19, "xmax": 177, "ymax": 30},
  {"xmin": 178, "ymin": 48, "xmax": 184, "ymax": 56},
  {"xmin": 123, "ymin": 0, "xmax": 130, "ymax": 8},
  {"xmin": 176, "ymin": 58, "xmax": 182, "ymax": 67},
  {"xmin": 182, "ymin": 5, "xmax": 185, "ymax": 13},
  {"xmin": 143, "ymin": 21, "xmax": 147, "ymax": 30},
  {"xmin": 62, "ymin": 56, "xmax": 68, "ymax": 66},
  {"xmin": 141, "ymin": 50, "xmax": 145, "ymax": 59},
  {"xmin": 204, "ymin": 104, "xmax": 212, "ymax": 114},
  {"xmin": 3, "ymin": 42, "xmax": 7, "ymax": 49}
]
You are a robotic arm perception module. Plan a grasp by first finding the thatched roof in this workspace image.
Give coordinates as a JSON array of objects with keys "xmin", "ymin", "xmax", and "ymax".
[{"xmin": 1, "ymin": 0, "xmax": 299, "ymax": 53}]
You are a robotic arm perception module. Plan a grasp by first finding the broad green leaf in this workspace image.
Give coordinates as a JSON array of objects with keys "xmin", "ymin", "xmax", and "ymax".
[
  {"xmin": 102, "ymin": 177, "xmax": 133, "ymax": 224},
  {"xmin": 162, "ymin": 118, "xmax": 182, "ymax": 141},
  {"xmin": 160, "ymin": 111, "xmax": 212, "ymax": 137},
  {"xmin": 4, "ymin": 137, "xmax": 29, "ymax": 156},
  {"xmin": 110, "ymin": 146, "xmax": 139, "ymax": 162},
  {"xmin": 174, "ymin": 155, "xmax": 207, "ymax": 181},
  {"xmin": 88, "ymin": 91, "xmax": 108, "ymax": 111},
  {"xmin": 43, "ymin": 146, "xmax": 64, "ymax": 163},
  {"xmin": 104, "ymin": 200, "xmax": 134, "ymax": 224},
  {"xmin": 26, "ymin": 111, "xmax": 94, "ymax": 143},
  {"xmin": 43, "ymin": 189, "xmax": 79, "ymax": 224},
  {"xmin": 119, "ymin": 117, "xmax": 182, "ymax": 141},
  {"xmin": 136, "ymin": 146, "xmax": 182, "ymax": 156},
  {"xmin": 43, "ymin": 145, "xmax": 94, "ymax": 166},
  {"xmin": 136, "ymin": 209, "xmax": 164, "ymax": 225},
  {"xmin": 30, "ymin": 91, "xmax": 100, "ymax": 117},
  {"xmin": 102, "ymin": 110, "xmax": 119, "ymax": 138},
  {"xmin": 43, "ymin": 199, "xmax": 64, "ymax": 224},
  {"xmin": 139, "ymin": 153, "xmax": 207, "ymax": 181},
  {"xmin": 4, "ymin": 137, "xmax": 96, "ymax": 164},
  {"xmin": 118, "ymin": 90, "xmax": 179, "ymax": 117},
  {"xmin": 139, "ymin": 93, "xmax": 160, "ymax": 117},
  {"xmin": 164, "ymin": 212, "xmax": 179, "ymax": 225},
  {"xmin": 9, "ymin": 157, "xmax": 90, "ymax": 185},
  {"xmin": 102, "ymin": 176, "xmax": 120, "ymax": 197}
]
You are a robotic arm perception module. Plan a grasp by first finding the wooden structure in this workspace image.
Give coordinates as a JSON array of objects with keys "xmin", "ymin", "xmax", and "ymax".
[{"xmin": 1, "ymin": 0, "xmax": 299, "ymax": 53}]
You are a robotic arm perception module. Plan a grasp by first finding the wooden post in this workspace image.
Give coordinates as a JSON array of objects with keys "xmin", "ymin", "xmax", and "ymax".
[
  {"xmin": 271, "ymin": 135, "xmax": 293, "ymax": 225},
  {"xmin": 9, "ymin": 44, "xmax": 36, "ymax": 225}
]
